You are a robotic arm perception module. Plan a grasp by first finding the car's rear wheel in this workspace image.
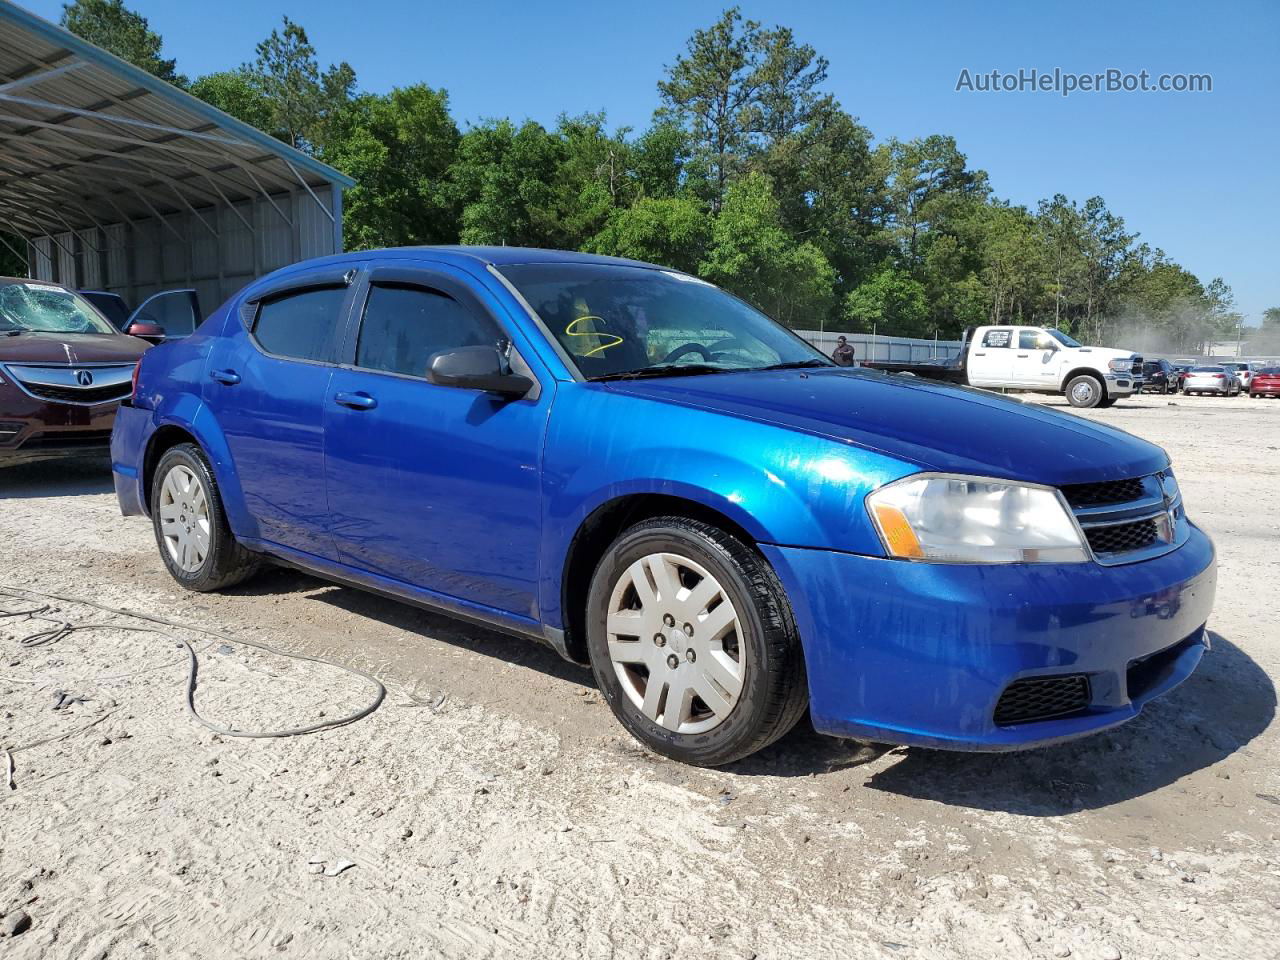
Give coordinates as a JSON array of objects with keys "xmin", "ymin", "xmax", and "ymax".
[
  {"xmin": 152, "ymin": 443, "xmax": 260, "ymax": 591},
  {"xmin": 585, "ymin": 516, "xmax": 808, "ymax": 767},
  {"xmin": 1065, "ymin": 374, "xmax": 1104, "ymax": 408}
]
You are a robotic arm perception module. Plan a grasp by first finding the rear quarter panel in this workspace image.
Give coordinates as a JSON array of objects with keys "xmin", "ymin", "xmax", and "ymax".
[{"xmin": 117, "ymin": 305, "xmax": 251, "ymax": 527}]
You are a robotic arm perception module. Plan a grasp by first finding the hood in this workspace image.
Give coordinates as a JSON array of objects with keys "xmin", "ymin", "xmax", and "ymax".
[
  {"xmin": 0, "ymin": 331, "xmax": 149, "ymax": 365},
  {"xmin": 604, "ymin": 367, "xmax": 1168, "ymax": 486},
  {"xmin": 1065, "ymin": 344, "xmax": 1139, "ymax": 361}
]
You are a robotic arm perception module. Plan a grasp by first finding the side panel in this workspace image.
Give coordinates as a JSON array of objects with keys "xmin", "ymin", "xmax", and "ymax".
[{"xmin": 536, "ymin": 384, "xmax": 911, "ymax": 629}]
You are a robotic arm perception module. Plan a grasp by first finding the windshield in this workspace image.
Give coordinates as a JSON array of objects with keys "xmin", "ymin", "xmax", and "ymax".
[
  {"xmin": 1044, "ymin": 328, "xmax": 1082, "ymax": 348},
  {"xmin": 0, "ymin": 282, "xmax": 117, "ymax": 335},
  {"xmin": 1191, "ymin": 366, "xmax": 1223, "ymax": 372},
  {"xmin": 498, "ymin": 263, "xmax": 830, "ymax": 379}
]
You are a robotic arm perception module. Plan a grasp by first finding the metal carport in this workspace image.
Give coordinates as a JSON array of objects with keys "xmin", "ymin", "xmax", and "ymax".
[{"xmin": 0, "ymin": 0, "xmax": 353, "ymax": 314}]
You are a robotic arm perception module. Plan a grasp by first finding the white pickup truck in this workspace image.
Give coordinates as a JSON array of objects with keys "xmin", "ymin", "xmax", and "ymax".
[{"xmin": 865, "ymin": 325, "xmax": 1144, "ymax": 408}]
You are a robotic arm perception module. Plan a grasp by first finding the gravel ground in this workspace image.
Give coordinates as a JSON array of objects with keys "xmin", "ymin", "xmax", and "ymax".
[{"xmin": 1, "ymin": 390, "xmax": 1277, "ymax": 959}]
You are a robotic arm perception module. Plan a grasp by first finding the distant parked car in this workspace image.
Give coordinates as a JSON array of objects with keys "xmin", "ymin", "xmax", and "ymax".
[
  {"xmin": 0, "ymin": 277, "xmax": 156, "ymax": 462},
  {"xmin": 1141, "ymin": 359, "xmax": 1177, "ymax": 394},
  {"xmin": 78, "ymin": 288, "xmax": 202, "ymax": 343},
  {"xmin": 1249, "ymin": 367, "xmax": 1280, "ymax": 398},
  {"xmin": 1182, "ymin": 365, "xmax": 1241, "ymax": 396},
  {"xmin": 1222, "ymin": 362, "xmax": 1255, "ymax": 392},
  {"xmin": 1170, "ymin": 363, "xmax": 1194, "ymax": 392}
]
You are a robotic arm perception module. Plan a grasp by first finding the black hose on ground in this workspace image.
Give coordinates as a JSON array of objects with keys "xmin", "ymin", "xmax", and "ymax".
[{"xmin": 0, "ymin": 582, "xmax": 387, "ymax": 790}]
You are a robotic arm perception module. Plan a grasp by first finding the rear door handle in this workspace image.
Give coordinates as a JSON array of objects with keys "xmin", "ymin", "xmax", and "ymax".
[
  {"xmin": 334, "ymin": 391, "xmax": 377, "ymax": 411},
  {"xmin": 210, "ymin": 368, "xmax": 241, "ymax": 385},
  {"xmin": 1016, "ymin": 353, "xmax": 1029, "ymax": 357}
]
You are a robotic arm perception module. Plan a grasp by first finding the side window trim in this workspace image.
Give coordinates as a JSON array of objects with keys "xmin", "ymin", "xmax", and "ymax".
[
  {"xmin": 240, "ymin": 266, "xmax": 363, "ymax": 367},
  {"xmin": 345, "ymin": 266, "xmax": 543, "ymax": 399}
]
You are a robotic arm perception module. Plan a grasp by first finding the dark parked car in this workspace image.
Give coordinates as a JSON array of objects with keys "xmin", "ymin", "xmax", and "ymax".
[
  {"xmin": 79, "ymin": 288, "xmax": 203, "ymax": 343},
  {"xmin": 1141, "ymin": 359, "xmax": 1177, "ymax": 394},
  {"xmin": 0, "ymin": 277, "xmax": 156, "ymax": 462},
  {"xmin": 112, "ymin": 247, "xmax": 1216, "ymax": 766},
  {"xmin": 1170, "ymin": 363, "xmax": 1194, "ymax": 391}
]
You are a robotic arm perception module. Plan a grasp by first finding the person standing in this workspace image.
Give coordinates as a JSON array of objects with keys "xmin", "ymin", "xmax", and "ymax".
[{"xmin": 831, "ymin": 335, "xmax": 856, "ymax": 367}]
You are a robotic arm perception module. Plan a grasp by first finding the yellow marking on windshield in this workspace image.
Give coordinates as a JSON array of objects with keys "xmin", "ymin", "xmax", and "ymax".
[{"xmin": 565, "ymin": 315, "xmax": 624, "ymax": 356}]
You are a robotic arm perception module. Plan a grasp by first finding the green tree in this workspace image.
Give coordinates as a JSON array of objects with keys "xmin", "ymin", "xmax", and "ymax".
[
  {"xmin": 588, "ymin": 196, "xmax": 711, "ymax": 273},
  {"xmin": 450, "ymin": 119, "xmax": 566, "ymax": 247},
  {"xmin": 978, "ymin": 203, "xmax": 1048, "ymax": 325},
  {"xmin": 1036, "ymin": 194, "xmax": 1087, "ymax": 329},
  {"xmin": 322, "ymin": 86, "xmax": 461, "ymax": 249},
  {"xmin": 61, "ymin": 0, "xmax": 183, "ymax": 84},
  {"xmin": 699, "ymin": 173, "xmax": 835, "ymax": 326},
  {"xmin": 657, "ymin": 7, "xmax": 831, "ymax": 206},
  {"xmin": 843, "ymin": 265, "xmax": 928, "ymax": 335},
  {"xmin": 189, "ymin": 70, "xmax": 273, "ymax": 131},
  {"xmin": 247, "ymin": 17, "xmax": 355, "ymax": 152}
]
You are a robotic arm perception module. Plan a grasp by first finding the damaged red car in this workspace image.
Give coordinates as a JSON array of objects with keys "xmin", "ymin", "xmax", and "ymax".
[{"xmin": 0, "ymin": 277, "xmax": 158, "ymax": 463}]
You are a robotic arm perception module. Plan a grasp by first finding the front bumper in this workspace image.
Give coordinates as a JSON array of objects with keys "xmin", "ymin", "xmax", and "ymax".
[
  {"xmin": 0, "ymin": 379, "xmax": 119, "ymax": 462},
  {"xmin": 763, "ymin": 525, "xmax": 1216, "ymax": 751},
  {"xmin": 1106, "ymin": 373, "xmax": 1138, "ymax": 397}
]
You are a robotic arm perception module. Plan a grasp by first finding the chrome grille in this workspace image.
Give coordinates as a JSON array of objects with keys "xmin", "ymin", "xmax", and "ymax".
[
  {"xmin": 1, "ymin": 363, "xmax": 134, "ymax": 407},
  {"xmin": 1061, "ymin": 471, "xmax": 1187, "ymax": 565}
]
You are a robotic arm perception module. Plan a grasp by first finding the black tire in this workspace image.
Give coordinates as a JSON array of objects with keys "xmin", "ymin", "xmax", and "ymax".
[
  {"xmin": 585, "ymin": 516, "xmax": 808, "ymax": 767},
  {"xmin": 151, "ymin": 443, "xmax": 261, "ymax": 591},
  {"xmin": 1065, "ymin": 374, "xmax": 1104, "ymax": 408}
]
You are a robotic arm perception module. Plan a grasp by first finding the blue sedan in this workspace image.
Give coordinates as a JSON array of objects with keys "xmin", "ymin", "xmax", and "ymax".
[{"xmin": 111, "ymin": 248, "xmax": 1216, "ymax": 766}]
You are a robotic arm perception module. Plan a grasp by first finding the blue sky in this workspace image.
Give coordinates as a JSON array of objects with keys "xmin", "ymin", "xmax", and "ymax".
[{"xmin": 24, "ymin": 0, "xmax": 1279, "ymax": 324}]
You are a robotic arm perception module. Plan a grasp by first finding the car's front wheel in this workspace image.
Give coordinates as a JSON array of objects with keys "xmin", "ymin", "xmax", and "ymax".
[
  {"xmin": 151, "ymin": 443, "xmax": 261, "ymax": 591},
  {"xmin": 586, "ymin": 516, "xmax": 808, "ymax": 766},
  {"xmin": 1065, "ymin": 374, "xmax": 1104, "ymax": 408}
]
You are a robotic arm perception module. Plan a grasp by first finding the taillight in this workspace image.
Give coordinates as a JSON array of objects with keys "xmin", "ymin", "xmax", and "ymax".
[
  {"xmin": 1213, "ymin": 374, "xmax": 1224, "ymax": 379},
  {"xmin": 130, "ymin": 360, "xmax": 141, "ymax": 401}
]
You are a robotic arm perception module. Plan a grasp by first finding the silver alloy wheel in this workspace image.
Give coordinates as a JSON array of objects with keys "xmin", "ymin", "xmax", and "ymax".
[
  {"xmin": 158, "ymin": 463, "xmax": 211, "ymax": 573},
  {"xmin": 605, "ymin": 551, "xmax": 747, "ymax": 735},
  {"xmin": 1071, "ymin": 379, "xmax": 1096, "ymax": 404}
]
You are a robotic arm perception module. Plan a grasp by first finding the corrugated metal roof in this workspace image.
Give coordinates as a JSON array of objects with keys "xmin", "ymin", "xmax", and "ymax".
[{"xmin": 0, "ymin": 0, "xmax": 353, "ymax": 238}]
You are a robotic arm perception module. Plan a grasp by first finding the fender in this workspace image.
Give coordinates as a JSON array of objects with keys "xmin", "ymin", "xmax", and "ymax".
[{"xmin": 536, "ymin": 385, "xmax": 910, "ymax": 629}]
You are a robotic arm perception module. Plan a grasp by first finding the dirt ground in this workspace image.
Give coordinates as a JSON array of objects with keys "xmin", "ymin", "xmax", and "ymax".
[{"xmin": 1, "ymin": 391, "xmax": 1277, "ymax": 960}]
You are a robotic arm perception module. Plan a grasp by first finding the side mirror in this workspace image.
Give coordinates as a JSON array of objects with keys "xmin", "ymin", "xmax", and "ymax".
[
  {"xmin": 126, "ymin": 321, "xmax": 166, "ymax": 343},
  {"xmin": 427, "ymin": 345, "xmax": 533, "ymax": 398}
]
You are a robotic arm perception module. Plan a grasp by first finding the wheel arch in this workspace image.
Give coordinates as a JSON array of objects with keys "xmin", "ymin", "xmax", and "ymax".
[
  {"xmin": 1061, "ymin": 367, "xmax": 1108, "ymax": 397},
  {"xmin": 558, "ymin": 493, "xmax": 762, "ymax": 664},
  {"xmin": 142, "ymin": 423, "xmax": 200, "ymax": 513},
  {"xmin": 140, "ymin": 406, "xmax": 252, "ymax": 537}
]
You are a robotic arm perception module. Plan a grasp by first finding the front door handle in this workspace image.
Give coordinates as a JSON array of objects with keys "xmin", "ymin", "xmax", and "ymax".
[
  {"xmin": 1016, "ymin": 353, "xmax": 1029, "ymax": 357},
  {"xmin": 210, "ymin": 368, "xmax": 241, "ymax": 385},
  {"xmin": 334, "ymin": 391, "xmax": 377, "ymax": 411}
]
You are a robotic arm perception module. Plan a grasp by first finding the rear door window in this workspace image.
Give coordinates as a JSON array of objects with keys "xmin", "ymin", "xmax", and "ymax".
[
  {"xmin": 252, "ymin": 287, "xmax": 349, "ymax": 363},
  {"xmin": 982, "ymin": 328, "xmax": 1013, "ymax": 348},
  {"xmin": 355, "ymin": 284, "xmax": 500, "ymax": 379}
]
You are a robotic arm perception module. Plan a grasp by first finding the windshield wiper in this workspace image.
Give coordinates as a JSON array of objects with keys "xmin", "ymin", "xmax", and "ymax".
[
  {"xmin": 590, "ymin": 363, "xmax": 733, "ymax": 382},
  {"xmin": 756, "ymin": 359, "xmax": 833, "ymax": 371}
]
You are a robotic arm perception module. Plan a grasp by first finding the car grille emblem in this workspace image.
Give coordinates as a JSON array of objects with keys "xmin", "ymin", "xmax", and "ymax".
[{"xmin": 75, "ymin": 370, "xmax": 94, "ymax": 386}]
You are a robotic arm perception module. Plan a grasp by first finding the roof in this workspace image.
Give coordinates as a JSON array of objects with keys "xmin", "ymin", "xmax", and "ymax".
[
  {"xmin": 0, "ymin": 0, "xmax": 353, "ymax": 239},
  {"xmin": 241, "ymin": 245, "xmax": 668, "ymax": 291}
]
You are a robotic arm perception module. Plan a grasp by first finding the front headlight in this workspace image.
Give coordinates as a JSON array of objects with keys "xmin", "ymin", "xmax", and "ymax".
[
  {"xmin": 1109, "ymin": 358, "xmax": 1132, "ymax": 373},
  {"xmin": 867, "ymin": 474, "xmax": 1089, "ymax": 563}
]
